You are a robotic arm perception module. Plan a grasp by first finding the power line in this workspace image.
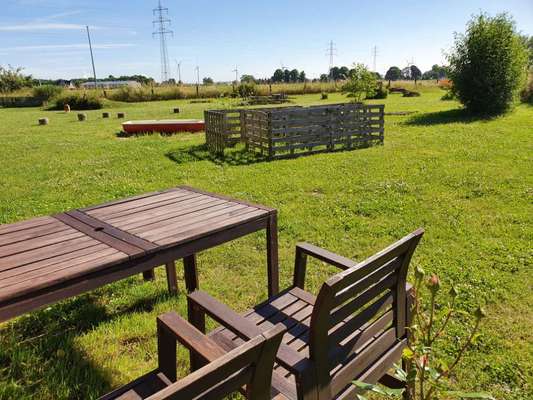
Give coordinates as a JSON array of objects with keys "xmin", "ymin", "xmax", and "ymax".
[{"xmin": 152, "ymin": 0, "xmax": 173, "ymax": 83}]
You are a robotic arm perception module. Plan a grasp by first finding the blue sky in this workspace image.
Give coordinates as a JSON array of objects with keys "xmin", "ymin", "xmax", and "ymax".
[{"xmin": 0, "ymin": 0, "xmax": 532, "ymax": 82}]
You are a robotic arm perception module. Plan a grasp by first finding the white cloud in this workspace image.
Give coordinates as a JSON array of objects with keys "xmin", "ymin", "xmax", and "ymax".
[
  {"xmin": 0, "ymin": 23, "xmax": 98, "ymax": 31},
  {"xmin": 0, "ymin": 43, "xmax": 135, "ymax": 52},
  {"xmin": 36, "ymin": 10, "xmax": 83, "ymax": 21}
]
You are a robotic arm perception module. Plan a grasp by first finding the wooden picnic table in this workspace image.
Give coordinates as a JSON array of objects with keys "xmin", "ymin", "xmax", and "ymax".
[{"xmin": 0, "ymin": 186, "xmax": 278, "ymax": 323}]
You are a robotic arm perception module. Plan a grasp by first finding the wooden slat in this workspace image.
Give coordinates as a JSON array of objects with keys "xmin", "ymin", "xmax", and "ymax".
[
  {"xmin": 0, "ymin": 236, "xmax": 99, "ymax": 271},
  {"xmin": 0, "ymin": 230, "xmax": 84, "ymax": 258},
  {"xmin": 0, "ymin": 243, "xmax": 107, "ymax": 280},
  {"xmin": 99, "ymin": 192, "xmax": 205, "ymax": 222},
  {"xmin": 109, "ymin": 198, "xmax": 226, "ymax": 229},
  {"xmin": 86, "ymin": 189, "xmax": 190, "ymax": 218},
  {"xmin": 0, "ymin": 216, "xmax": 54, "ymax": 236},
  {"xmin": 330, "ymin": 328, "xmax": 397, "ymax": 394},
  {"xmin": 54, "ymin": 211, "xmax": 157, "ymax": 256},
  {"xmin": 152, "ymin": 209, "xmax": 266, "ymax": 245},
  {"xmin": 0, "ymin": 251, "xmax": 125, "ymax": 301},
  {"xmin": 0, "ymin": 220, "xmax": 70, "ymax": 247},
  {"xmin": 132, "ymin": 203, "xmax": 249, "ymax": 238},
  {"xmin": 330, "ymin": 274, "xmax": 396, "ymax": 327}
]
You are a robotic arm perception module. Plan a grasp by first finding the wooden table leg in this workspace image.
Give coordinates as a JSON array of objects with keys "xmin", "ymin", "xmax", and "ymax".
[
  {"xmin": 183, "ymin": 254, "xmax": 204, "ymax": 370},
  {"xmin": 165, "ymin": 261, "xmax": 178, "ymax": 294},
  {"xmin": 142, "ymin": 269, "xmax": 155, "ymax": 281},
  {"xmin": 266, "ymin": 212, "xmax": 279, "ymax": 297}
]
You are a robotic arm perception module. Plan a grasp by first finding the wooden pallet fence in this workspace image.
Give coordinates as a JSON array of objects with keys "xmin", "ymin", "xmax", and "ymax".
[
  {"xmin": 244, "ymin": 103, "xmax": 385, "ymax": 159},
  {"xmin": 204, "ymin": 109, "xmax": 244, "ymax": 154}
]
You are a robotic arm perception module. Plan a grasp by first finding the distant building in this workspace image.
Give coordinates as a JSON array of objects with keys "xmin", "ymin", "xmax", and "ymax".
[{"xmin": 81, "ymin": 80, "xmax": 142, "ymax": 89}]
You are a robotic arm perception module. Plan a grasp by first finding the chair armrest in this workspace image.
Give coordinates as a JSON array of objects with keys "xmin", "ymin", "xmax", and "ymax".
[
  {"xmin": 293, "ymin": 242, "xmax": 358, "ymax": 289},
  {"xmin": 157, "ymin": 311, "xmax": 227, "ymax": 381},
  {"xmin": 188, "ymin": 290, "xmax": 311, "ymax": 375}
]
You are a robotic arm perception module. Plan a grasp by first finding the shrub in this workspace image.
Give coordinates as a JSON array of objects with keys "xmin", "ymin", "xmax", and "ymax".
[
  {"xmin": 50, "ymin": 92, "xmax": 103, "ymax": 110},
  {"xmin": 403, "ymin": 90, "xmax": 421, "ymax": 97},
  {"xmin": 520, "ymin": 73, "xmax": 533, "ymax": 104},
  {"xmin": 341, "ymin": 63, "xmax": 377, "ymax": 102},
  {"xmin": 0, "ymin": 65, "xmax": 32, "ymax": 93},
  {"xmin": 353, "ymin": 270, "xmax": 493, "ymax": 400},
  {"xmin": 447, "ymin": 13, "xmax": 529, "ymax": 115},
  {"xmin": 368, "ymin": 84, "xmax": 388, "ymax": 99},
  {"xmin": 32, "ymin": 85, "xmax": 63, "ymax": 100},
  {"xmin": 321, "ymin": 92, "xmax": 328, "ymax": 100},
  {"xmin": 236, "ymin": 82, "xmax": 256, "ymax": 98}
]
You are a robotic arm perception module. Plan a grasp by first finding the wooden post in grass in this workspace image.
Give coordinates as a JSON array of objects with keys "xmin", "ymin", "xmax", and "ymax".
[
  {"xmin": 173, "ymin": 107, "xmax": 180, "ymax": 114},
  {"xmin": 102, "ymin": 112, "xmax": 109, "ymax": 118},
  {"xmin": 117, "ymin": 112, "xmax": 125, "ymax": 119}
]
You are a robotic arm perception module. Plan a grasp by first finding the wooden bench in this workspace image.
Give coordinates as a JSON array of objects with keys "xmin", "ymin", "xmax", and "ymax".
[
  {"xmin": 99, "ymin": 312, "xmax": 287, "ymax": 399},
  {"xmin": 187, "ymin": 229, "xmax": 424, "ymax": 400}
]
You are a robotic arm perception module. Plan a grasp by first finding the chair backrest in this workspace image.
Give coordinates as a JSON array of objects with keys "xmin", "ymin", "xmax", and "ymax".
[
  {"xmin": 150, "ymin": 323, "xmax": 285, "ymax": 400},
  {"xmin": 308, "ymin": 229, "xmax": 424, "ymax": 398}
]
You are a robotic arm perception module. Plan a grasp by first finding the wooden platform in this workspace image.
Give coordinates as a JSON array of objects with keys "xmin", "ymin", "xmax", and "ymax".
[{"xmin": 0, "ymin": 186, "xmax": 279, "ymax": 323}]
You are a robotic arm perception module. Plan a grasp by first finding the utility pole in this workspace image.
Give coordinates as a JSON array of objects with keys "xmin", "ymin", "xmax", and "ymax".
[
  {"xmin": 195, "ymin": 65, "xmax": 200, "ymax": 97},
  {"xmin": 86, "ymin": 25, "xmax": 97, "ymax": 88},
  {"xmin": 153, "ymin": 0, "xmax": 173, "ymax": 83},
  {"xmin": 372, "ymin": 45, "xmax": 378, "ymax": 72},
  {"xmin": 174, "ymin": 59, "xmax": 182, "ymax": 84},
  {"xmin": 325, "ymin": 40, "xmax": 337, "ymax": 81}
]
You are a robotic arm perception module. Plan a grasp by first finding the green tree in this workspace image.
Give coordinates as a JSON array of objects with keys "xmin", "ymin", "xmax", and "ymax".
[
  {"xmin": 240, "ymin": 74, "xmax": 256, "ymax": 84},
  {"xmin": 410, "ymin": 65, "xmax": 422, "ymax": 84},
  {"xmin": 283, "ymin": 69, "xmax": 291, "ymax": 83},
  {"xmin": 0, "ymin": 65, "xmax": 32, "ymax": 93},
  {"xmin": 341, "ymin": 63, "xmax": 377, "ymax": 102},
  {"xmin": 447, "ymin": 12, "xmax": 528, "ymax": 114},
  {"xmin": 298, "ymin": 70, "xmax": 306, "ymax": 82},
  {"xmin": 202, "ymin": 77, "xmax": 214, "ymax": 85},
  {"xmin": 271, "ymin": 69, "xmax": 284, "ymax": 83},
  {"xmin": 385, "ymin": 66, "xmax": 402, "ymax": 85},
  {"xmin": 289, "ymin": 69, "xmax": 299, "ymax": 83},
  {"xmin": 319, "ymin": 73, "xmax": 329, "ymax": 82}
]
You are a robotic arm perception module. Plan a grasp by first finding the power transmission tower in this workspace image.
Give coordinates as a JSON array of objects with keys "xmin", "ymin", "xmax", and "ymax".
[
  {"xmin": 232, "ymin": 66, "xmax": 239, "ymax": 90},
  {"xmin": 153, "ymin": 0, "xmax": 173, "ymax": 83},
  {"xmin": 372, "ymin": 45, "xmax": 378, "ymax": 72},
  {"xmin": 325, "ymin": 40, "xmax": 337, "ymax": 80}
]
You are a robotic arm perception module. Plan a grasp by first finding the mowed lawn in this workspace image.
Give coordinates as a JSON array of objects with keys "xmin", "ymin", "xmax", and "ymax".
[{"xmin": 0, "ymin": 87, "xmax": 531, "ymax": 399}]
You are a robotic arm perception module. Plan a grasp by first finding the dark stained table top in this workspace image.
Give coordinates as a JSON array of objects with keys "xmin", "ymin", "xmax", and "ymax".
[{"xmin": 0, "ymin": 186, "xmax": 275, "ymax": 319}]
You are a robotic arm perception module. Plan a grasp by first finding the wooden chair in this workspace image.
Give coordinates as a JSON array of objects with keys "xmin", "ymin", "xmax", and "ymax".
[
  {"xmin": 187, "ymin": 229, "xmax": 424, "ymax": 400},
  {"xmin": 99, "ymin": 312, "xmax": 287, "ymax": 400}
]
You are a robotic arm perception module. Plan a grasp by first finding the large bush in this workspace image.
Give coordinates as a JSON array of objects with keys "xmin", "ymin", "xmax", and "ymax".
[
  {"xmin": 341, "ymin": 63, "xmax": 377, "ymax": 102},
  {"xmin": 50, "ymin": 92, "xmax": 103, "ymax": 110},
  {"xmin": 447, "ymin": 13, "xmax": 528, "ymax": 115},
  {"xmin": 32, "ymin": 85, "xmax": 63, "ymax": 100},
  {"xmin": 0, "ymin": 65, "xmax": 32, "ymax": 93}
]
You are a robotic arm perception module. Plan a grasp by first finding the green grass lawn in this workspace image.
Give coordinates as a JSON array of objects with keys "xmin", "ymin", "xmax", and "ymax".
[{"xmin": 0, "ymin": 87, "xmax": 531, "ymax": 399}]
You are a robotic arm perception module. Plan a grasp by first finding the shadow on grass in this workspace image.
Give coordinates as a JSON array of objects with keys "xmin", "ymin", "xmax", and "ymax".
[
  {"xmin": 0, "ymin": 281, "xmax": 180, "ymax": 399},
  {"xmin": 165, "ymin": 144, "xmax": 267, "ymax": 166},
  {"xmin": 404, "ymin": 108, "xmax": 495, "ymax": 126}
]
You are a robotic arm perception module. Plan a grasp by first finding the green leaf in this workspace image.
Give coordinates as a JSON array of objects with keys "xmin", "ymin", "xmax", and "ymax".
[
  {"xmin": 352, "ymin": 381, "xmax": 404, "ymax": 397},
  {"xmin": 445, "ymin": 390, "xmax": 495, "ymax": 399}
]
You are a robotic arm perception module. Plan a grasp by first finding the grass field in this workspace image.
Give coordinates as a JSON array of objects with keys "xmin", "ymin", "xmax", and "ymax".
[{"xmin": 0, "ymin": 85, "xmax": 531, "ymax": 399}]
